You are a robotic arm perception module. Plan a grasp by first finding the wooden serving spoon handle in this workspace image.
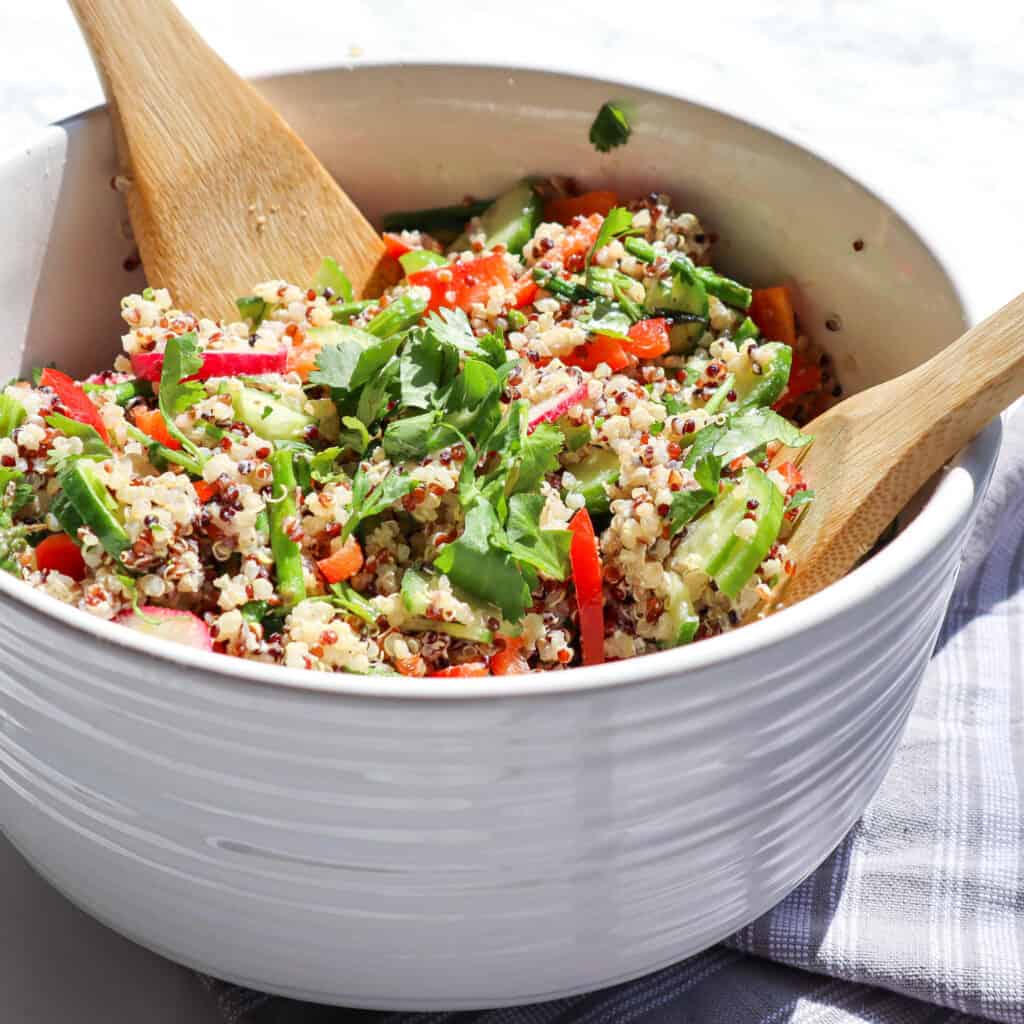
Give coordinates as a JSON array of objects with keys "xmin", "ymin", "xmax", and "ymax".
[
  {"xmin": 765, "ymin": 290, "xmax": 1024, "ymax": 610},
  {"xmin": 68, "ymin": 0, "xmax": 394, "ymax": 317}
]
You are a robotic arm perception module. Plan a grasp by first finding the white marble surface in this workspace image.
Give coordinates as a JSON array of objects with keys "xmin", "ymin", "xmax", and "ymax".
[{"xmin": 1, "ymin": 2, "xmax": 1021, "ymax": 1020}]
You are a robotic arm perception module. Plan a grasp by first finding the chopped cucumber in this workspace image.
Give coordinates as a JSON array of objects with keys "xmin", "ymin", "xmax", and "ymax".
[
  {"xmin": 82, "ymin": 379, "xmax": 153, "ymax": 406},
  {"xmin": 0, "ymin": 394, "xmax": 26, "ymax": 437},
  {"xmin": 50, "ymin": 491, "xmax": 84, "ymax": 540},
  {"xmin": 365, "ymin": 292, "xmax": 428, "ymax": 337},
  {"xmin": 399, "ymin": 250, "xmax": 448, "ymax": 276},
  {"xmin": 235, "ymin": 295, "xmax": 267, "ymax": 327},
  {"xmin": 566, "ymin": 448, "xmax": 619, "ymax": 516},
  {"xmin": 733, "ymin": 316, "xmax": 760, "ymax": 343},
  {"xmin": 449, "ymin": 179, "xmax": 541, "ymax": 256},
  {"xmin": 233, "ymin": 387, "xmax": 315, "ymax": 442},
  {"xmin": 57, "ymin": 459, "xmax": 130, "ymax": 562},
  {"xmin": 644, "ymin": 270, "xmax": 709, "ymax": 352},
  {"xmin": 381, "ymin": 198, "xmax": 495, "ymax": 238},
  {"xmin": 314, "ymin": 257, "xmax": 353, "ymax": 302},
  {"xmin": 664, "ymin": 572, "xmax": 699, "ymax": 646},
  {"xmin": 673, "ymin": 467, "xmax": 783, "ymax": 599},
  {"xmin": 733, "ymin": 342, "xmax": 792, "ymax": 410},
  {"xmin": 400, "ymin": 568, "xmax": 498, "ymax": 644}
]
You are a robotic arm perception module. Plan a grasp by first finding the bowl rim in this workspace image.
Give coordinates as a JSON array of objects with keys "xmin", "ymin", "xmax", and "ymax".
[{"xmin": 0, "ymin": 60, "xmax": 998, "ymax": 700}]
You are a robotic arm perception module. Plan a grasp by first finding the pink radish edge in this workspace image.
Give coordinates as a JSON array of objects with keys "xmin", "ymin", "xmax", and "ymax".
[
  {"xmin": 526, "ymin": 381, "xmax": 589, "ymax": 433},
  {"xmin": 115, "ymin": 606, "xmax": 213, "ymax": 650},
  {"xmin": 130, "ymin": 348, "xmax": 288, "ymax": 383}
]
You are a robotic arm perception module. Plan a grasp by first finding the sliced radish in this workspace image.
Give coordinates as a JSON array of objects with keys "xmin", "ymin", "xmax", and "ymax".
[
  {"xmin": 526, "ymin": 381, "xmax": 589, "ymax": 432},
  {"xmin": 130, "ymin": 348, "xmax": 288, "ymax": 382},
  {"xmin": 115, "ymin": 606, "xmax": 213, "ymax": 650}
]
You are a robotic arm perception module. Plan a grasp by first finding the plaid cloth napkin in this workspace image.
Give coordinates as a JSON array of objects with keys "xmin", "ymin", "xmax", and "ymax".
[{"xmin": 204, "ymin": 407, "xmax": 1024, "ymax": 1024}]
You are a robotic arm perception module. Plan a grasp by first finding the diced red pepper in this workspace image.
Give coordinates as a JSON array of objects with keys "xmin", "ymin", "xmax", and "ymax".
[
  {"xmin": 490, "ymin": 636, "xmax": 530, "ymax": 676},
  {"xmin": 773, "ymin": 351, "xmax": 822, "ymax": 410},
  {"xmin": 316, "ymin": 537, "xmax": 364, "ymax": 584},
  {"xmin": 192, "ymin": 480, "xmax": 217, "ymax": 503},
  {"xmin": 624, "ymin": 318, "xmax": 671, "ymax": 359},
  {"xmin": 512, "ymin": 273, "xmax": 538, "ymax": 309},
  {"xmin": 569, "ymin": 508, "xmax": 605, "ymax": 667},
  {"xmin": 39, "ymin": 368, "xmax": 110, "ymax": 443},
  {"xmin": 132, "ymin": 406, "xmax": 181, "ymax": 450},
  {"xmin": 407, "ymin": 252, "xmax": 514, "ymax": 313},
  {"xmin": 35, "ymin": 533, "xmax": 86, "ymax": 581},
  {"xmin": 432, "ymin": 662, "xmax": 490, "ymax": 678},
  {"xmin": 543, "ymin": 191, "xmax": 619, "ymax": 224},
  {"xmin": 749, "ymin": 286, "xmax": 797, "ymax": 347},
  {"xmin": 564, "ymin": 335, "xmax": 630, "ymax": 373},
  {"xmin": 548, "ymin": 213, "xmax": 604, "ymax": 274},
  {"xmin": 382, "ymin": 232, "xmax": 413, "ymax": 259}
]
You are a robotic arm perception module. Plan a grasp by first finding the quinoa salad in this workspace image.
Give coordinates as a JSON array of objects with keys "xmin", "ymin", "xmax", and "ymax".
[{"xmin": 0, "ymin": 181, "xmax": 835, "ymax": 678}]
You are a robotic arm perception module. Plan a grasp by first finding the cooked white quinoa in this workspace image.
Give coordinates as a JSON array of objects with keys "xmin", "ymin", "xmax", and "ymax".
[{"xmin": 1, "ymin": 188, "xmax": 832, "ymax": 677}]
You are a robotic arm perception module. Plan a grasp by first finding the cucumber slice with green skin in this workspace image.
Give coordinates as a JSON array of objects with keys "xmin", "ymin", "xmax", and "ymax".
[
  {"xmin": 644, "ymin": 273, "xmax": 709, "ymax": 353},
  {"xmin": 664, "ymin": 572, "xmax": 699, "ymax": 646},
  {"xmin": 50, "ymin": 491, "xmax": 84, "ymax": 540},
  {"xmin": 57, "ymin": 459, "xmax": 130, "ymax": 562},
  {"xmin": 448, "ymin": 179, "xmax": 541, "ymax": 256},
  {"xmin": 401, "ymin": 568, "xmax": 499, "ymax": 643},
  {"xmin": 675, "ymin": 467, "xmax": 783, "ymax": 599},
  {"xmin": 0, "ymin": 393, "xmax": 27, "ymax": 436},
  {"xmin": 233, "ymin": 386, "xmax": 315, "ymax": 442},
  {"xmin": 566, "ymin": 448, "xmax": 620, "ymax": 516},
  {"xmin": 733, "ymin": 342, "xmax": 792, "ymax": 410},
  {"xmin": 702, "ymin": 373, "xmax": 736, "ymax": 416}
]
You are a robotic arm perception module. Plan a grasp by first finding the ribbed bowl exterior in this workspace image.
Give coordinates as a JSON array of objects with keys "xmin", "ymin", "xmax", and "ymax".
[
  {"xmin": 0, "ymin": 64, "xmax": 1002, "ymax": 1009},
  {"xmin": 0, "ymin": 496, "xmax": 979, "ymax": 1008}
]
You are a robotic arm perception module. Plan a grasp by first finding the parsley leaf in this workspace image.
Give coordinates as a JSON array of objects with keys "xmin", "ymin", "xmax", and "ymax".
[
  {"xmin": 340, "ymin": 463, "xmax": 415, "ymax": 542},
  {"xmin": 504, "ymin": 493, "xmax": 572, "ymax": 580},
  {"xmin": 434, "ymin": 498, "xmax": 532, "ymax": 620},
  {"xmin": 669, "ymin": 453, "xmax": 722, "ymax": 535},
  {"xmin": 157, "ymin": 333, "xmax": 205, "ymax": 461},
  {"xmin": 685, "ymin": 407, "xmax": 812, "ymax": 469},
  {"xmin": 589, "ymin": 101, "xmax": 631, "ymax": 153}
]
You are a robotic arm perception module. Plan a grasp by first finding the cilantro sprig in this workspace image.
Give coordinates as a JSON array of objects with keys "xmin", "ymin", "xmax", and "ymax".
[{"xmin": 589, "ymin": 101, "xmax": 632, "ymax": 153}]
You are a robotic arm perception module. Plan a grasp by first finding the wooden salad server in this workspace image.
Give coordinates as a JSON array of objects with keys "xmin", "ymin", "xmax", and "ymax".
[
  {"xmin": 758, "ymin": 291, "xmax": 1023, "ymax": 615},
  {"xmin": 68, "ymin": 0, "xmax": 393, "ymax": 317}
]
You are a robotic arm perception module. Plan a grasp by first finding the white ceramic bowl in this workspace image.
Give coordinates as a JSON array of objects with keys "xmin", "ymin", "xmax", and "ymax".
[{"xmin": 0, "ymin": 64, "xmax": 1001, "ymax": 1010}]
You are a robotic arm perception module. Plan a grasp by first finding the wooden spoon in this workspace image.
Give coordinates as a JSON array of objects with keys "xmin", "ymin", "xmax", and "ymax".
[
  {"xmin": 755, "ymin": 291, "xmax": 1023, "ymax": 616},
  {"xmin": 68, "ymin": 0, "xmax": 395, "ymax": 317}
]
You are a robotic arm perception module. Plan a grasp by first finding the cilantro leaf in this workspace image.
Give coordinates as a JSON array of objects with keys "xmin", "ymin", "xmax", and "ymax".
[
  {"xmin": 578, "ymin": 299, "xmax": 632, "ymax": 340},
  {"xmin": 589, "ymin": 101, "xmax": 631, "ymax": 153},
  {"xmin": 685, "ymin": 408, "xmax": 812, "ymax": 470},
  {"xmin": 504, "ymin": 493, "xmax": 572, "ymax": 580},
  {"xmin": 670, "ymin": 453, "xmax": 722, "ymax": 535},
  {"xmin": 434, "ymin": 499, "xmax": 532, "ymax": 620},
  {"xmin": 309, "ymin": 446, "xmax": 344, "ymax": 482},
  {"xmin": 422, "ymin": 309, "xmax": 510, "ymax": 370},
  {"xmin": 0, "ymin": 467, "xmax": 33, "ymax": 515},
  {"xmin": 338, "ymin": 417, "xmax": 371, "ymax": 456},
  {"xmin": 340, "ymin": 463, "xmax": 415, "ymax": 542},
  {"xmin": 354, "ymin": 357, "xmax": 401, "ymax": 426},
  {"xmin": 44, "ymin": 414, "xmax": 112, "ymax": 460},
  {"xmin": 510, "ymin": 421, "xmax": 563, "ymax": 495},
  {"xmin": 440, "ymin": 357, "xmax": 502, "ymax": 442},
  {"xmin": 786, "ymin": 488, "xmax": 815, "ymax": 514},
  {"xmin": 309, "ymin": 325, "xmax": 402, "ymax": 395},
  {"xmin": 382, "ymin": 411, "xmax": 441, "ymax": 462},
  {"xmin": 398, "ymin": 327, "xmax": 459, "ymax": 410},
  {"xmin": 157, "ymin": 333, "xmax": 205, "ymax": 461},
  {"xmin": 587, "ymin": 205, "xmax": 638, "ymax": 268}
]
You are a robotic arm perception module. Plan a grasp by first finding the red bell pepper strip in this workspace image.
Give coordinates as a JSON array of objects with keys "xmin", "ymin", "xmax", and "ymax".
[
  {"xmin": 382, "ymin": 232, "xmax": 413, "ymax": 259},
  {"xmin": 624, "ymin": 318, "xmax": 671, "ymax": 359},
  {"xmin": 749, "ymin": 286, "xmax": 797, "ymax": 347},
  {"xmin": 563, "ymin": 335, "xmax": 630, "ymax": 373},
  {"xmin": 35, "ymin": 533, "xmax": 86, "ymax": 581},
  {"xmin": 407, "ymin": 252, "xmax": 514, "ymax": 313},
  {"xmin": 192, "ymin": 480, "xmax": 217, "ymax": 503},
  {"xmin": 132, "ymin": 406, "xmax": 182, "ymax": 450},
  {"xmin": 39, "ymin": 368, "xmax": 110, "ymax": 443},
  {"xmin": 432, "ymin": 662, "xmax": 490, "ymax": 678},
  {"xmin": 569, "ymin": 508, "xmax": 605, "ymax": 666},
  {"xmin": 543, "ymin": 191, "xmax": 619, "ymax": 224}
]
